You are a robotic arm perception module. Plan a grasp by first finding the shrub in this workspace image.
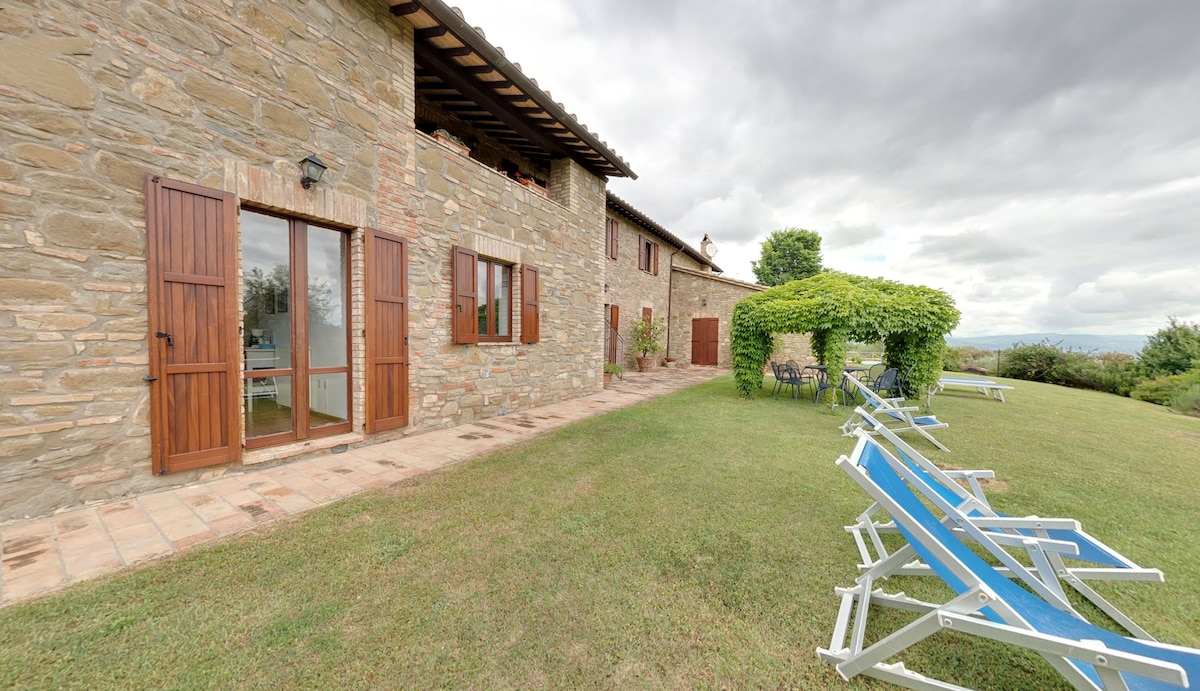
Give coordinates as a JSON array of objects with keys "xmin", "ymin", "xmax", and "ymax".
[
  {"xmin": 1170, "ymin": 384, "xmax": 1200, "ymax": 416},
  {"xmin": 1139, "ymin": 317, "xmax": 1200, "ymax": 377},
  {"xmin": 943, "ymin": 346, "xmax": 995, "ymax": 374},
  {"xmin": 999, "ymin": 343, "xmax": 1146, "ymax": 396},
  {"xmin": 1131, "ymin": 369, "xmax": 1200, "ymax": 405},
  {"xmin": 999, "ymin": 342, "xmax": 1063, "ymax": 382}
]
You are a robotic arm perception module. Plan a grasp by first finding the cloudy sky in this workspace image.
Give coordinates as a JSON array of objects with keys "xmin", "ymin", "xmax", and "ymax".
[{"xmin": 447, "ymin": 1, "xmax": 1200, "ymax": 336}]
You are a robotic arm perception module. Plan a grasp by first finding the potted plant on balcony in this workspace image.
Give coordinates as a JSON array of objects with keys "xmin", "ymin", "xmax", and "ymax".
[
  {"xmin": 629, "ymin": 317, "xmax": 666, "ymax": 372},
  {"xmin": 431, "ymin": 128, "xmax": 470, "ymax": 157},
  {"xmin": 512, "ymin": 171, "xmax": 548, "ymax": 197},
  {"xmin": 603, "ymin": 362, "xmax": 624, "ymax": 388}
]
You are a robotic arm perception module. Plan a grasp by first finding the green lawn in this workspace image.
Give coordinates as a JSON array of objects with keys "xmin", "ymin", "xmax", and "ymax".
[{"xmin": 3, "ymin": 374, "xmax": 1199, "ymax": 689}]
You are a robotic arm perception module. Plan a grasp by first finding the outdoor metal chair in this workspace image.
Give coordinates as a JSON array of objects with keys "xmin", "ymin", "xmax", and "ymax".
[
  {"xmin": 811, "ymin": 366, "xmax": 851, "ymax": 406},
  {"xmin": 862, "ymin": 363, "xmax": 886, "ymax": 387},
  {"xmin": 867, "ymin": 367, "xmax": 899, "ymax": 397}
]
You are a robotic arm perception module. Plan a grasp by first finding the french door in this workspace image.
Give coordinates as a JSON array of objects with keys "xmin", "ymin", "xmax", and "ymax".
[{"xmin": 241, "ymin": 209, "xmax": 351, "ymax": 448}]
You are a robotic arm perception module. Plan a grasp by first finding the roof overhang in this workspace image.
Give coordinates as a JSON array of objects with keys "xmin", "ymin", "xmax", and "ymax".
[
  {"xmin": 606, "ymin": 192, "xmax": 722, "ymax": 272},
  {"xmin": 391, "ymin": 1, "xmax": 636, "ymax": 180}
]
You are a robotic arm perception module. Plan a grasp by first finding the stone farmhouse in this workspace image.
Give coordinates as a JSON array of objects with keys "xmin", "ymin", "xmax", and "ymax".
[{"xmin": 0, "ymin": 0, "xmax": 759, "ymax": 521}]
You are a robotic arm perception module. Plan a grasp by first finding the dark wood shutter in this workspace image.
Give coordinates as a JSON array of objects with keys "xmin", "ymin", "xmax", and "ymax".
[
  {"xmin": 521, "ymin": 264, "xmax": 540, "ymax": 344},
  {"xmin": 145, "ymin": 175, "xmax": 239, "ymax": 474},
  {"xmin": 366, "ymin": 229, "xmax": 409, "ymax": 433},
  {"xmin": 608, "ymin": 219, "xmax": 619, "ymax": 259},
  {"xmin": 642, "ymin": 307, "xmax": 652, "ymax": 321},
  {"xmin": 607, "ymin": 304, "xmax": 619, "ymax": 362},
  {"xmin": 451, "ymin": 245, "xmax": 478, "ymax": 344},
  {"xmin": 652, "ymin": 243, "xmax": 659, "ymax": 275},
  {"xmin": 638, "ymin": 234, "xmax": 646, "ymax": 271}
]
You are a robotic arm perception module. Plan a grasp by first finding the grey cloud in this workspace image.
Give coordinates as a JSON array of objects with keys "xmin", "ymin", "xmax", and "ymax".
[
  {"xmin": 913, "ymin": 230, "xmax": 1036, "ymax": 265},
  {"xmin": 452, "ymin": 0, "xmax": 1200, "ymax": 334},
  {"xmin": 824, "ymin": 224, "xmax": 885, "ymax": 250}
]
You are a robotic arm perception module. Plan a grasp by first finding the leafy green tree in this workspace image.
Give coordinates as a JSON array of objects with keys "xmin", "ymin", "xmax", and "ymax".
[
  {"xmin": 751, "ymin": 228, "xmax": 822, "ymax": 286},
  {"xmin": 1139, "ymin": 317, "xmax": 1200, "ymax": 377}
]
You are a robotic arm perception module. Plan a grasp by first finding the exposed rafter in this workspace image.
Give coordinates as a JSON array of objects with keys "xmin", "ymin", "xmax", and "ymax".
[{"xmin": 389, "ymin": 0, "xmax": 636, "ymax": 180}]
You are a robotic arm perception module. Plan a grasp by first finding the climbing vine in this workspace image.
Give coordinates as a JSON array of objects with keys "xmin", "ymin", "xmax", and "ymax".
[{"xmin": 731, "ymin": 272, "xmax": 960, "ymax": 401}]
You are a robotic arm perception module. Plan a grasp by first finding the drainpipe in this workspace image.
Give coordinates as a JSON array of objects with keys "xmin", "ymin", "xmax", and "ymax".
[{"xmin": 664, "ymin": 247, "xmax": 683, "ymax": 358}]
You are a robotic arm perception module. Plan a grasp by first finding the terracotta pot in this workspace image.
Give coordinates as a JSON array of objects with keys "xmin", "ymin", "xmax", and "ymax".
[
  {"xmin": 603, "ymin": 373, "xmax": 613, "ymax": 388},
  {"xmin": 635, "ymin": 356, "xmax": 655, "ymax": 372}
]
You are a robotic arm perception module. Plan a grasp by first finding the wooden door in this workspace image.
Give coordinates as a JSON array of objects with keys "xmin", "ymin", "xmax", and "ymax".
[
  {"xmin": 366, "ymin": 229, "xmax": 409, "ymax": 432},
  {"xmin": 606, "ymin": 304, "xmax": 619, "ymax": 362},
  {"xmin": 691, "ymin": 318, "xmax": 719, "ymax": 366},
  {"xmin": 146, "ymin": 176, "xmax": 239, "ymax": 473}
]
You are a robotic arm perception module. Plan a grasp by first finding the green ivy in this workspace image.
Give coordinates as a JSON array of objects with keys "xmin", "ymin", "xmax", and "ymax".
[{"xmin": 731, "ymin": 272, "xmax": 960, "ymax": 401}]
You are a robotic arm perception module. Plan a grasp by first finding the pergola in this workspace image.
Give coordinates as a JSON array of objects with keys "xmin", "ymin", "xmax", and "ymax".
[{"xmin": 731, "ymin": 273, "xmax": 960, "ymax": 402}]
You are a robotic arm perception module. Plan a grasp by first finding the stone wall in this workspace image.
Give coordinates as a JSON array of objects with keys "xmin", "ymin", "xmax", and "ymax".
[
  {"xmin": 399, "ymin": 135, "xmax": 607, "ymax": 429},
  {"xmin": 668, "ymin": 268, "xmax": 764, "ymax": 367},
  {"xmin": 603, "ymin": 208, "xmax": 672, "ymax": 368},
  {"xmin": 0, "ymin": 0, "xmax": 609, "ymax": 520}
]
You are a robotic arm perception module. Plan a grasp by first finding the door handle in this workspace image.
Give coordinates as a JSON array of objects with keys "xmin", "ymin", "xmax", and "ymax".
[{"xmin": 155, "ymin": 331, "xmax": 173, "ymax": 346}]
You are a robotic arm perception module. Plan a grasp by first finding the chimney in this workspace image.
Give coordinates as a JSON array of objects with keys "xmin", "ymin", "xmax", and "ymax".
[{"xmin": 699, "ymin": 234, "xmax": 714, "ymax": 272}]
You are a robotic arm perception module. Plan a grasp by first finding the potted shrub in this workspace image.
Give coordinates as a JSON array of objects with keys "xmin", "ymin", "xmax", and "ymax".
[
  {"xmin": 431, "ymin": 128, "xmax": 470, "ymax": 157},
  {"xmin": 629, "ymin": 317, "xmax": 666, "ymax": 372},
  {"xmin": 603, "ymin": 362, "xmax": 624, "ymax": 387}
]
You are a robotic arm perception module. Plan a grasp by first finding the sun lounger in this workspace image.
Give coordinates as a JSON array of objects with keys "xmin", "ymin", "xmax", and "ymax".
[
  {"xmin": 845, "ymin": 409, "xmax": 1165, "ymax": 640},
  {"xmin": 841, "ymin": 374, "xmax": 950, "ymax": 451},
  {"xmin": 819, "ymin": 433, "xmax": 1200, "ymax": 690},
  {"xmin": 935, "ymin": 376, "xmax": 1014, "ymax": 402}
]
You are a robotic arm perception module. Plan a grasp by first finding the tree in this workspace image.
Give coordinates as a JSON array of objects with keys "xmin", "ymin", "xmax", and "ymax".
[
  {"xmin": 1139, "ymin": 317, "xmax": 1200, "ymax": 377},
  {"xmin": 751, "ymin": 228, "xmax": 822, "ymax": 286}
]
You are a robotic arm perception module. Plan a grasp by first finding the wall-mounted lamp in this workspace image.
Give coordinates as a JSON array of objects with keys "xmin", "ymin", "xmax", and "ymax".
[
  {"xmin": 701, "ymin": 298, "xmax": 708, "ymax": 307},
  {"xmin": 299, "ymin": 154, "xmax": 327, "ymax": 189},
  {"xmin": 603, "ymin": 283, "xmax": 608, "ymax": 293}
]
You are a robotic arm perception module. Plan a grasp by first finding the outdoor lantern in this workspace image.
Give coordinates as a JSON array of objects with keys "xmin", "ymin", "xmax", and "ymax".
[{"xmin": 298, "ymin": 154, "xmax": 327, "ymax": 189}]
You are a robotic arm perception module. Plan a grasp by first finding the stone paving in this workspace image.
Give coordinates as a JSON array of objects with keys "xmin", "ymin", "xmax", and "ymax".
[{"xmin": 0, "ymin": 367, "xmax": 724, "ymax": 608}]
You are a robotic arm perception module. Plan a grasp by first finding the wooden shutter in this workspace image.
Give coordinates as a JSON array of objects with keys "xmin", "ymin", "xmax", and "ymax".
[
  {"xmin": 451, "ymin": 245, "xmax": 478, "ymax": 344},
  {"xmin": 521, "ymin": 264, "xmax": 540, "ymax": 344},
  {"xmin": 145, "ymin": 176, "xmax": 239, "ymax": 474},
  {"xmin": 607, "ymin": 304, "xmax": 619, "ymax": 362},
  {"xmin": 366, "ymin": 229, "xmax": 409, "ymax": 432},
  {"xmin": 608, "ymin": 219, "xmax": 619, "ymax": 259},
  {"xmin": 642, "ymin": 307, "xmax": 652, "ymax": 321},
  {"xmin": 652, "ymin": 243, "xmax": 659, "ymax": 275},
  {"xmin": 637, "ymin": 234, "xmax": 646, "ymax": 271}
]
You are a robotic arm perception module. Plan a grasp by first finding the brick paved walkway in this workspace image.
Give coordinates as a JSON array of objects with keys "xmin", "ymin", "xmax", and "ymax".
[{"xmin": 0, "ymin": 367, "xmax": 724, "ymax": 608}]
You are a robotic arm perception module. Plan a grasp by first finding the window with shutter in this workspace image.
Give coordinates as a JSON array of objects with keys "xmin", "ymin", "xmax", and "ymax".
[
  {"xmin": 521, "ymin": 264, "xmax": 539, "ymax": 344},
  {"xmin": 452, "ymin": 245, "xmax": 479, "ymax": 344},
  {"xmin": 607, "ymin": 218, "xmax": 619, "ymax": 259}
]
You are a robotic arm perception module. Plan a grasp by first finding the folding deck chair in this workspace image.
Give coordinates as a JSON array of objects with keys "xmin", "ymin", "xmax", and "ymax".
[
  {"xmin": 935, "ymin": 376, "xmax": 1015, "ymax": 402},
  {"xmin": 841, "ymin": 374, "xmax": 950, "ymax": 452},
  {"xmin": 846, "ymin": 408, "xmax": 1165, "ymax": 640},
  {"xmin": 819, "ymin": 433, "xmax": 1200, "ymax": 690}
]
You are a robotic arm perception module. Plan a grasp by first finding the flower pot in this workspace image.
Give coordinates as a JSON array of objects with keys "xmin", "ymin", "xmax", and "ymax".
[
  {"xmin": 636, "ymin": 356, "xmax": 655, "ymax": 372},
  {"xmin": 520, "ymin": 178, "xmax": 548, "ymax": 197},
  {"xmin": 603, "ymin": 373, "xmax": 613, "ymax": 388},
  {"xmin": 433, "ymin": 132, "xmax": 470, "ymax": 157}
]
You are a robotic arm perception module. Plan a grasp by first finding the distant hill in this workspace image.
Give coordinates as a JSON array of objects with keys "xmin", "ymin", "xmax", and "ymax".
[{"xmin": 946, "ymin": 333, "xmax": 1147, "ymax": 356}]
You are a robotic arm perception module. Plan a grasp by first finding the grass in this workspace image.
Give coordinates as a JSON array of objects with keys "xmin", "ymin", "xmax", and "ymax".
[{"xmin": 2, "ymin": 373, "xmax": 1199, "ymax": 688}]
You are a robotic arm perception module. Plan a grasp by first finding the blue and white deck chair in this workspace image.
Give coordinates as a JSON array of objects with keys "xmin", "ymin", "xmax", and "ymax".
[
  {"xmin": 935, "ymin": 376, "xmax": 1015, "ymax": 402},
  {"xmin": 847, "ymin": 409, "xmax": 1165, "ymax": 640},
  {"xmin": 841, "ymin": 374, "xmax": 950, "ymax": 452},
  {"xmin": 819, "ymin": 433, "xmax": 1198, "ymax": 690}
]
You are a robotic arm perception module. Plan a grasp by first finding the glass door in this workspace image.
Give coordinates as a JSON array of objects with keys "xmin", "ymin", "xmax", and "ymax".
[{"xmin": 241, "ymin": 209, "xmax": 350, "ymax": 448}]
